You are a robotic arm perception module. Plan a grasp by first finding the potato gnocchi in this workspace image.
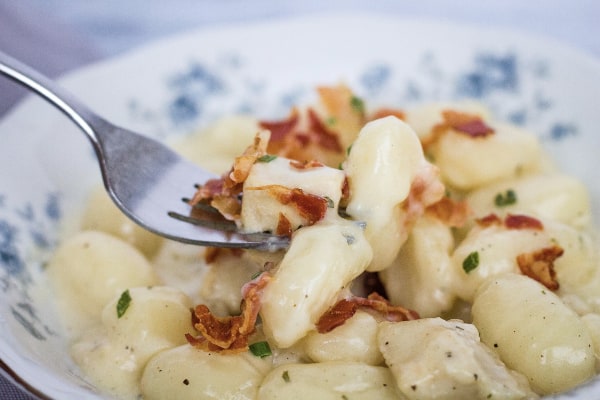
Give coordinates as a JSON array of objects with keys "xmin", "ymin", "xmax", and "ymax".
[{"xmin": 46, "ymin": 85, "xmax": 600, "ymax": 399}]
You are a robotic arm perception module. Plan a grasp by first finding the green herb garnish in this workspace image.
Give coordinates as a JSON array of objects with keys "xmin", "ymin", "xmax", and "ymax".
[
  {"xmin": 282, "ymin": 370, "xmax": 291, "ymax": 383},
  {"xmin": 350, "ymin": 96, "xmax": 365, "ymax": 115},
  {"xmin": 257, "ymin": 154, "xmax": 277, "ymax": 163},
  {"xmin": 346, "ymin": 144, "xmax": 353, "ymax": 155},
  {"xmin": 462, "ymin": 251, "xmax": 480, "ymax": 273},
  {"xmin": 116, "ymin": 289, "xmax": 132, "ymax": 318},
  {"xmin": 494, "ymin": 189, "xmax": 517, "ymax": 207},
  {"xmin": 249, "ymin": 341, "xmax": 272, "ymax": 358}
]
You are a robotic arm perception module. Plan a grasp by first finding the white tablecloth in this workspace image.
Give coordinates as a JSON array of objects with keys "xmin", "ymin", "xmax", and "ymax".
[{"xmin": 1, "ymin": 0, "xmax": 599, "ymax": 398}]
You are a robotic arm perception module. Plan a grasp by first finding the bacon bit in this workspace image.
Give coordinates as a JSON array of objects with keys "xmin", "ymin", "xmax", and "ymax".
[
  {"xmin": 259, "ymin": 108, "xmax": 300, "ymax": 142},
  {"xmin": 316, "ymin": 299, "xmax": 359, "ymax": 333},
  {"xmin": 423, "ymin": 109, "xmax": 494, "ymax": 149},
  {"xmin": 188, "ymin": 178, "xmax": 226, "ymax": 208},
  {"xmin": 316, "ymin": 293, "xmax": 419, "ymax": 334},
  {"xmin": 441, "ymin": 110, "xmax": 495, "ymax": 138},
  {"xmin": 275, "ymin": 213, "xmax": 293, "ymax": 237},
  {"xmin": 204, "ymin": 247, "xmax": 244, "ymax": 264},
  {"xmin": 306, "ymin": 108, "xmax": 344, "ymax": 152},
  {"xmin": 249, "ymin": 185, "xmax": 328, "ymax": 225},
  {"xmin": 426, "ymin": 196, "xmax": 472, "ymax": 227},
  {"xmin": 476, "ymin": 213, "xmax": 544, "ymax": 231},
  {"xmin": 517, "ymin": 245, "xmax": 563, "ymax": 290},
  {"xmin": 188, "ymin": 131, "xmax": 271, "ymax": 222},
  {"xmin": 476, "ymin": 213, "xmax": 503, "ymax": 227},
  {"xmin": 402, "ymin": 163, "xmax": 446, "ymax": 227},
  {"xmin": 210, "ymin": 195, "xmax": 242, "ymax": 221},
  {"xmin": 289, "ymin": 159, "xmax": 325, "ymax": 170},
  {"xmin": 355, "ymin": 292, "xmax": 420, "ymax": 322},
  {"xmin": 187, "ymin": 272, "xmax": 272, "ymax": 353},
  {"xmin": 454, "ymin": 119, "xmax": 495, "ymax": 137},
  {"xmin": 368, "ymin": 107, "xmax": 406, "ymax": 121},
  {"xmin": 505, "ymin": 214, "xmax": 544, "ymax": 230},
  {"xmin": 229, "ymin": 130, "xmax": 271, "ymax": 185}
]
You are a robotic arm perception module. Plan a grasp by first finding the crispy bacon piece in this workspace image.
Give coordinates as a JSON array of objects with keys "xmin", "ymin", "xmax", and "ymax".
[
  {"xmin": 188, "ymin": 131, "xmax": 271, "ymax": 221},
  {"xmin": 354, "ymin": 292, "xmax": 420, "ymax": 322},
  {"xmin": 426, "ymin": 196, "xmax": 472, "ymax": 227},
  {"xmin": 249, "ymin": 184, "xmax": 329, "ymax": 226},
  {"xmin": 316, "ymin": 299, "xmax": 359, "ymax": 333},
  {"xmin": 423, "ymin": 109, "xmax": 495, "ymax": 149},
  {"xmin": 517, "ymin": 245, "xmax": 563, "ymax": 290},
  {"xmin": 368, "ymin": 107, "xmax": 406, "ymax": 121},
  {"xmin": 476, "ymin": 213, "xmax": 544, "ymax": 231},
  {"xmin": 316, "ymin": 293, "xmax": 419, "ymax": 334},
  {"xmin": 476, "ymin": 213, "xmax": 503, "ymax": 227},
  {"xmin": 187, "ymin": 272, "xmax": 272, "ymax": 353},
  {"xmin": 259, "ymin": 108, "xmax": 300, "ymax": 141},
  {"xmin": 402, "ymin": 163, "xmax": 446, "ymax": 227},
  {"xmin": 505, "ymin": 214, "xmax": 544, "ymax": 230},
  {"xmin": 259, "ymin": 107, "xmax": 345, "ymax": 166},
  {"xmin": 229, "ymin": 130, "xmax": 271, "ymax": 185},
  {"xmin": 276, "ymin": 213, "xmax": 293, "ymax": 237},
  {"xmin": 306, "ymin": 108, "xmax": 344, "ymax": 153}
]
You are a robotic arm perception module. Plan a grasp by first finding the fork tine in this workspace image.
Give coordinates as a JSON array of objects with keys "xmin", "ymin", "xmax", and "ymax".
[{"xmin": 167, "ymin": 211, "xmax": 239, "ymax": 232}]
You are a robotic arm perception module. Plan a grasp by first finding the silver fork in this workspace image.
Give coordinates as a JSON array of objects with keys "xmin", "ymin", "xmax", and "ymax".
[{"xmin": 0, "ymin": 50, "xmax": 289, "ymax": 251}]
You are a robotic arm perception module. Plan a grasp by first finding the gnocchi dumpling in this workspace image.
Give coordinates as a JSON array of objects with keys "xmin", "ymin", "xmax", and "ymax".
[
  {"xmin": 466, "ymin": 173, "xmax": 591, "ymax": 228},
  {"xmin": 257, "ymin": 361, "xmax": 401, "ymax": 400},
  {"xmin": 259, "ymin": 222, "xmax": 372, "ymax": 348},
  {"xmin": 344, "ymin": 116, "xmax": 444, "ymax": 271},
  {"xmin": 379, "ymin": 214, "xmax": 458, "ymax": 317},
  {"xmin": 450, "ymin": 221, "xmax": 554, "ymax": 302},
  {"xmin": 46, "ymin": 230, "xmax": 159, "ymax": 334},
  {"xmin": 472, "ymin": 273, "xmax": 595, "ymax": 394},
  {"xmin": 378, "ymin": 318, "xmax": 535, "ymax": 400},
  {"xmin": 428, "ymin": 122, "xmax": 542, "ymax": 190},
  {"xmin": 141, "ymin": 344, "xmax": 271, "ymax": 400},
  {"xmin": 80, "ymin": 186, "xmax": 164, "ymax": 258},
  {"xmin": 303, "ymin": 310, "xmax": 383, "ymax": 365},
  {"xmin": 71, "ymin": 286, "xmax": 196, "ymax": 399}
]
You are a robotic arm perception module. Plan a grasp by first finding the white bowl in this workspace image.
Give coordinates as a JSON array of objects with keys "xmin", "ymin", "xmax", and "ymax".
[{"xmin": 0, "ymin": 13, "xmax": 599, "ymax": 399}]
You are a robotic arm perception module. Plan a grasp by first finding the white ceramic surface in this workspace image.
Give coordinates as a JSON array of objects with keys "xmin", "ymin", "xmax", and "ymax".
[{"xmin": 0, "ymin": 13, "xmax": 599, "ymax": 399}]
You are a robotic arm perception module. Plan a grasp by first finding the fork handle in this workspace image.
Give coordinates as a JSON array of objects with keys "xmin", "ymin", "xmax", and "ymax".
[{"xmin": 0, "ymin": 50, "xmax": 104, "ymax": 151}]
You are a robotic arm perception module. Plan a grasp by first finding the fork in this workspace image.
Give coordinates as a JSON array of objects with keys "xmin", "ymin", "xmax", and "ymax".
[{"xmin": 0, "ymin": 50, "xmax": 289, "ymax": 251}]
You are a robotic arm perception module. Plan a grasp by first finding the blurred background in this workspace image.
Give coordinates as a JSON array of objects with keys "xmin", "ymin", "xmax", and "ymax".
[
  {"xmin": 0, "ymin": 0, "xmax": 598, "ymax": 398},
  {"xmin": 1, "ymin": 0, "xmax": 599, "ymax": 117}
]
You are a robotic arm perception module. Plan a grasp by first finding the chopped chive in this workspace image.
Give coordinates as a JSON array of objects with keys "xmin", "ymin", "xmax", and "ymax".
[
  {"xmin": 346, "ymin": 143, "xmax": 353, "ymax": 155},
  {"xmin": 257, "ymin": 154, "xmax": 277, "ymax": 163},
  {"xmin": 462, "ymin": 251, "xmax": 480, "ymax": 273},
  {"xmin": 326, "ymin": 116, "xmax": 337, "ymax": 126},
  {"xmin": 249, "ymin": 341, "xmax": 272, "ymax": 358},
  {"xmin": 494, "ymin": 189, "xmax": 517, "ymax": 207},
  {"xmin": 282, "ymin": 370, "xmax": 291, "ymax": 383},
  {"xmin": 350, "ymin": 96, "xmax": 365, "ymax": 114},
  {"xmin": 116, "ymin": 289, "xmax": 132, "ymax": 318},
  {"xmin": 250, "ymin": 270, "xmax": 263, "ymax": 280}
]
